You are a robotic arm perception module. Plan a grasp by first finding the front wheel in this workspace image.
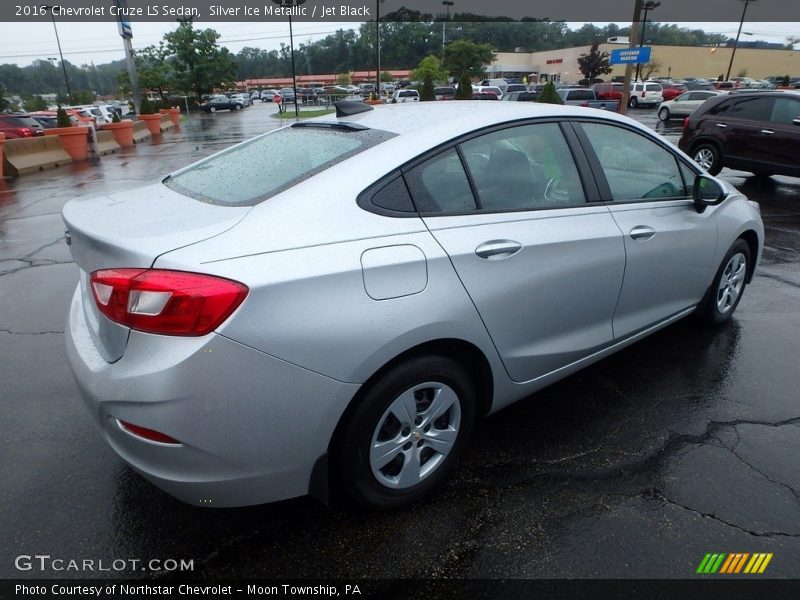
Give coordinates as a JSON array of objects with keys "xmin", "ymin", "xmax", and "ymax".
[
  {"xmin": 658, "ymin": 107, "xmax": 670, "ymax": 121},
  {"xmin": 692, "ymin": 143, "xmax": 722, "ymax": 175},
  {"xmin": 630, "ymin": 96, "xmax": 639, "ymax": 108},
  {"xmin": 333, "ymin": 355, "xmax": 477, "ymax": 510},
  {"xmin": 234, "ymin": 104, "xmax": 242, "ymax": 111},
  {"xmin": 696, "ymin": 239, "xmax": 751, "ymax": 325},
  {"xmin": 209, "ymin": 106, "xmax": 217, "ymax": 113}
]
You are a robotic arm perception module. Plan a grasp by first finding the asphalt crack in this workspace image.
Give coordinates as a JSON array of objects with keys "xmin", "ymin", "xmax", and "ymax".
[{"xmin": 0, "ymin": 329, "xmax": 64, "ymax": 336}]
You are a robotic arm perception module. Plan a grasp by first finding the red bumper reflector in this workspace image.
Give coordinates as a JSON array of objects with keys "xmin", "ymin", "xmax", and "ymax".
[{"xmin": 119, "ymin": 420, "xmax": 181, "ymax": 444}]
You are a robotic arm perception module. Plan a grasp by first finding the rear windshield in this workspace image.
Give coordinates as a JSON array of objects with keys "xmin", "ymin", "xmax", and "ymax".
[
  {"xmin": 164, "ymin": 125, "xmax": 396, "ymax": 206},
  {"xmin": 646, "ymin": 84, "xmax": 662, "ymax": 91}
]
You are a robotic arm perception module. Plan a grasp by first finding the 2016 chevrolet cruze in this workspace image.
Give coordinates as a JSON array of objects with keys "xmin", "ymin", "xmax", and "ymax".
[{"xmin": 64, "ymin": 101, "xmax": 763, "ymax": 509}]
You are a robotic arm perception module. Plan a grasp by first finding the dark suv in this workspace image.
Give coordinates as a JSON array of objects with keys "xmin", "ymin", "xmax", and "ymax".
[{"xmin": 678, "ymin": 90, "xmax": 800, "ymax": 178}]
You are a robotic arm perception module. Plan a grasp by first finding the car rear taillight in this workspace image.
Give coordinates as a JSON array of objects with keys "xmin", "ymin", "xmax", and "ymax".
[
  {"xmin": 20, "ymin": 128, "xmax": 34, "ymax": 137},
  {"xmin": 118, "ymin": 420, "xmax": 180, "ymax": 444},
  {"xmin": 90, "ymin": 269, "xmax": 248, "ymax": 336},
  {"xmin": 683, "ymin": 117, "xmax": 690, "ymax": 128},
  {"xmin": 581, "ymin": 101, "xmax": 589, "ymax": 107}
]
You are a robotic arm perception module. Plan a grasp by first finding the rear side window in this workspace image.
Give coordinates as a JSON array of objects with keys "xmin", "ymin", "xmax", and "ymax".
[
  {"xmin": 769, "ymin": 97, "xmax": 800, "ymax": 125},
  {"xmin": 645, "ymin": 84, "xmax": 662, "ymax": 92},
  {"xmin": 367, "ymin": 176, "xmax": 416, "ymax": 213},
  {"xmin": 404, "ymin": 149, "xmax": 476, "ymax": 213},
  {"xmin": 570, "ymin": 90, "xmax": 595, "ymax": 100},
  {"xmin": 709, "ymin": 96, "xmax": 773, "ymax": 121},
  {"xmin": 165, "ymin": 125, "xmax": 396, "ymax": 206}
]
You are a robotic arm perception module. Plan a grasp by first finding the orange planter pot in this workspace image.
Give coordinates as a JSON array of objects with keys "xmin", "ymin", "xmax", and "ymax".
[
  {"xmin": 139, "ymin": 114, "xmax": 163, "ymax": 136},
  {"xmin": 0, "ymin": 133, "xmax": 5, "ymax": 178},
  {"xmin": 364, "ymin": 99, "xmax": 385, "ymax": 105},
  {"xmin": 43, "ymin": 126, "xmax": 90, "ymax": 161},
  {"xmin": 101, "ymin": 120, "xmax": 135, "ymax": 147},
  {"xmin": 160, "ymin": 107, "xmax": 181, "ymax": 127}
]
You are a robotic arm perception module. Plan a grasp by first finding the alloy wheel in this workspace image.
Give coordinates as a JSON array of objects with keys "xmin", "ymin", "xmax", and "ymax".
[
  {"xmin": 369, "ymin": 382, "xmax": 462, "ymax": 489},
  {"xmin": 716, "ymin": 252, "xmax": 747, "ymax": 314}
]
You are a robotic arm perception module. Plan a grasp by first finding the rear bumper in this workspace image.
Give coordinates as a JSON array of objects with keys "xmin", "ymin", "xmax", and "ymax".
[{"xmin": 66, "ymin": 285, "xmax": 359, "ymax": 507}]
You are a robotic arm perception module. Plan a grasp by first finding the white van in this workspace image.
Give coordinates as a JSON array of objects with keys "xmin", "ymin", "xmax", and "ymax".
[{"xmin": 479, "ymin": 78, "xmax": 509, "ymax": 94}]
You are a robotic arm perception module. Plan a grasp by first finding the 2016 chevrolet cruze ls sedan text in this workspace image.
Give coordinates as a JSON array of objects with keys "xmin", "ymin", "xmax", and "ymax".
[{"xmin": 64, "ymin": 102, "xmax": 764, "ymax": 509}]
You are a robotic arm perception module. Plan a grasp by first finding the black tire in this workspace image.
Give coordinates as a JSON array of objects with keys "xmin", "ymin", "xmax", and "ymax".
[
  {"xmin": 630, "ymin": 96, "xmax": 639, "ymax": 108},
  {"xmin": 658, "ymin": 106, "xmax": 670, "ymax": 121},
  {"xmin": 695, "ymin": 239, "xmax": 751, "ymax": 326},
  {"xmin": 752, "ymin": 172, "xmax": 773, "ymax": 179},
  {"xmin": 692, "ymin": 142, "xmax": 722, "ymax": 175},
  {"xmin": 333, "ymin": 355, "xmax": 477, "ymax": 510},
  {"xmin": 234, "ymin": 104, "xmax": 242, "ymax": 111}
]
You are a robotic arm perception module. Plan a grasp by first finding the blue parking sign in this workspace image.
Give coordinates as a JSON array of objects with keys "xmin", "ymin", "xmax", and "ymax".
[{"xmin": 610, "ymin": 47, "xmax": 652, "ymax": 65}]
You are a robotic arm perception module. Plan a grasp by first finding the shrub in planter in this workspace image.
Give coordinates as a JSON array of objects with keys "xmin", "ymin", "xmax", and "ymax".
[
  {"xmin": 44, "ymin": 108, "xmax": 90, "ymax": 160},
  {"xmin": 138, "ymin": 97, "xmax": 162, "ymax": 135}
]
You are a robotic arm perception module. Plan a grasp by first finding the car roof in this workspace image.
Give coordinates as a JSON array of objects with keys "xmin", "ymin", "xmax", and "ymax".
[{"xmin": 315, "ymin": 101, "xmax": 641, "ymax": 142}]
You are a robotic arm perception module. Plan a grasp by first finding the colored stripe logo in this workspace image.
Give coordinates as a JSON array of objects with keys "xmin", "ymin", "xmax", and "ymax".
[{"xmin": 697, "ymin": 553, "xmax": 773, "ymax": 574}]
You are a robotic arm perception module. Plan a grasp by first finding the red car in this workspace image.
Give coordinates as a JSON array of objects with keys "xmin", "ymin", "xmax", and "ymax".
[
  {"xmin": 472, "ymin": 92, "xmax": 499, "ymax": 100},
  {"xmin": 661, "ymin": 85, "xmax": 688, "ymax": 101},
  {"xmin": 592, "ymin": 82, "xmax": 624, "ymax": 101},
  {"xmin": 0, "ymin": 114, "xmax": 46, "ymax": 139}
]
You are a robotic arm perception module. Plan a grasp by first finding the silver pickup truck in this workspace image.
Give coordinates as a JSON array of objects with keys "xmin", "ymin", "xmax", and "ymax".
[{"xmin": 557, "ymin": 88, "xmax": 620, "ymax": 111}]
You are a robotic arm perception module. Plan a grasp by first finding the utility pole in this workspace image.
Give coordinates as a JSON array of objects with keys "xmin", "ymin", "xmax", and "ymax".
[
  {"xmin": 43, "ymin": 6, "xmax": 73, "ymax": 104},
  {"xmin": 620, "ymin": 0, "xmax": 643, "ymax": 115},
  {"xmin": 726, "ymin": 0, "xmax": 755, "ymax": 81},
  {"xmin": 115, "ymin": 1, "xmax": 141, "ymax": 114}
]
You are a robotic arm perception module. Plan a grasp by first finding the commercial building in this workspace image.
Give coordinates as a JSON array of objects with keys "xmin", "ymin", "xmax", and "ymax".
[{"xmin": 488, "ymin": 43, "xmax": 799, "ymax": 83}]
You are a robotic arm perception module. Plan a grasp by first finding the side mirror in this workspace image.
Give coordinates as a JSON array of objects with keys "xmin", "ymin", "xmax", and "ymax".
[{"xmin": 693, "ymin": 174, "xmax": 726, "ymax": 213}]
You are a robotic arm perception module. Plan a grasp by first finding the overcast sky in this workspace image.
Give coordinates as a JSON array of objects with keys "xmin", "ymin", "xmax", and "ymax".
[{"xmin": 0, "ymin": 21, "xmax": 797, "ymax": 67}]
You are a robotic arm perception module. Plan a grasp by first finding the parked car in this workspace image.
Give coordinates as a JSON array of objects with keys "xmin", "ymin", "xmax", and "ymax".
[
  {"xmin": 0, "ymin": 114, "xmax": 46, "ymax": 138},
  {"xmin": 62, "ymin": 101, "xmax": 763, "ymax": 510},
  {"xmin": 472, "ymin": 91, "xmax": 499, "ymax": 100},
  {"xmin": 229, "ymin": 93, "xmax": 251, "ymax": 107},
  {"xmin": 434, "ymin": 86, "xmax": 456, "ymax": 101},
  {"xmin": 501, "ymin": 91, "xmax": 538, "ymax": 102},
  {"xmin": 661, "ymin": 84, "xmax": 688, "ymax": 101},
  {"xmin": 592, "ymin": 82, "xmax": 624, "ymax": 101},
  {"xmin": 200, "ymin": 95, "xmax": 244, "ymax": 113},
  {"xmin": 478, "ymin": 78, "xmax": 509, "ymax": 94},
  {"xmin": 557, "ymin": 88, "xmax": 620, "ymax": 111},
  {"xmin": 473, "ymin": 86, "xmax": 503, "ymax": 100},
  {"xmin": 260, "ymin": 89, "xmax": 276, "ymax": 102},
  {"xmin": 28, "ymin": 109, "xmax": 84, "ymax": 127},
  {"xmin": 505, "ymin": 84, "xmax": 528, "ymax": 94},
  {"xmin": 278, "ymin": 88, "xmax": 297, "ymax": 104},
  {"xmin": 679, "ymin": 89, "xmax": 800, "ymax": 178},
  {"xmin": 250, "ymin": 91, "xmax": 261, "ymax": 102},
  {"xmin": 712, "ymin": 81, "xmax": 736, "ymax": 91},
  {"xmin": 297, "ymin": 88, "xmax": 318, "ymax": 104},
  {"xmin": 629, "ymin": 82, "xmax": 664, "ymax": 107},
  {"xmin": 392, "ymin": 89, "xmax": 420, "ymax": 103},
  {"xmin": 657, "ymin": 90, "xmax": 722, "ymax": 121}
]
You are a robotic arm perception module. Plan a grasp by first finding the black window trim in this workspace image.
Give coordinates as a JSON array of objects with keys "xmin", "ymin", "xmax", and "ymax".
[
  {"xmin": 356, "ymin": 170, "xmax": 419, "ymax": 218},
  {"xmin": 568, "ymin": 119, "xmax": 701, "ymax": 205}
]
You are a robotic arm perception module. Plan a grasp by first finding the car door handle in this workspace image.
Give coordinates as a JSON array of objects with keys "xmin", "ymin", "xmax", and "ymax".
[
  {"xmin": 760, "ymin": 129, "xmax": 774, "ymax": 135},
  {"xmin": 630, "ymin": 226, "xmax": 656, "ymax": 241},
  {"xmin": 475, "ymin": 240, "xmax": 522, "ymax": 260},
  {"xmin": 715, "ymin": 123, "xmax": 727, "ymax": 128}
]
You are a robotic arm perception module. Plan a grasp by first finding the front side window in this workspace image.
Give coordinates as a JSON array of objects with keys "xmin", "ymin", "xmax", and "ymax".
[
  {"xmin": 459, "ymin": 123, "xmax": 586, "ymax": 210},
  {"xmin": 580, "ymin": 123, "xmax": 689, "ymax": 201},
  {"xmin": 769, "ymin": 97, "xmax": 800, "ymax": 125}
]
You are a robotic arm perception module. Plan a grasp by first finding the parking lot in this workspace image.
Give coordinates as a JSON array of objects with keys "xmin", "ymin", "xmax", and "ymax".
[{"xmin": 1, "ymin": 101, "xmax": 799, "ymax": 581}]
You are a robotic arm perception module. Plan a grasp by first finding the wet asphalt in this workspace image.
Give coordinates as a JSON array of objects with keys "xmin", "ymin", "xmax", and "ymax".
[{"xmin": 1, "ymin": 102, "xmax": 799, "ymax": 581}]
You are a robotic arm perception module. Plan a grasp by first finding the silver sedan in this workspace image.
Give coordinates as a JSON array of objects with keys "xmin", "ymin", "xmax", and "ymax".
[{"xmin": 63, "ymin": 101, "xmax": 763, "ymax": 509}]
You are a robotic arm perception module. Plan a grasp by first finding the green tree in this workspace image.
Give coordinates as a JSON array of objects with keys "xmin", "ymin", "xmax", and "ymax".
[
  {"xmin": 24, "ymin": 95, "xmax": 48, "ymax": 111},
  {"xmin": 0, "ymin": 83, "xmax": 10, "ymax": 111},
  {"xmin": 380, "ymin": 71, "xmax": 394, "ymax": 82},
  {"xmin": 412, "ymin": 55, "xmax": 448, "ymax": 101},
  {"xmin": 641, "ymin": 59, "xmax": 663, "ymax": 80},
  {"xmin": 164, "ymin": 20, "xmax": 237, "ymax": 102},
  {"xmin": 442, "ymin": 40, "xmax": 495, "ymax": 83},
  {"xmin": 537, "ymin": 82, "xmax": 563, "ymax": 105},
  {"xmin": 336, "ymin": 72, "xmax": 352, "ymax": 85},
  {"xmin": 577, "ymin": 41, "xmax": 612, "ymax": 82},
  {"xmin": 455, "ymin": 73, "xmax": 473, "ymax": 99},
  {"xmin": 134, "ymin": 44, "xmax": 173, "ymax": 101}
]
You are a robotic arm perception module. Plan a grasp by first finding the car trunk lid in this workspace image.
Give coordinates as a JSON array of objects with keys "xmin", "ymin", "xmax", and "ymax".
[{"xmin": 63, "ymin": 183, "xmax": 250, "ymax": 362}]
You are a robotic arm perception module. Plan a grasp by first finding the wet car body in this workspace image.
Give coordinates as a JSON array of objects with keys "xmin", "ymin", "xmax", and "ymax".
[{"xmin": 63, "ymin": 102, "xmax": 764, "ymax": 510}]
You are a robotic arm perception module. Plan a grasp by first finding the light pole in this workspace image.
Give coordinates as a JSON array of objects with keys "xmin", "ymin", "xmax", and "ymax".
[
  {"xmin": 42, "ymin": 6, "xmax": 73, "ymax": 104},
  {"xmin": 376, "ymin": 0, "xmax": 384, "ymax": 96},
  {"xmin": 47, "ymin": 57, "xmax": 61, "ymax": 101},
  {"xmin": 726, "ymin": 0, "xmax": 756, "ymax": 81},
  {"xmin": 634, "ymin": 1, "xmax": 660, "ymax": 82},
  {"xmin": 272, "ymin": 0, "xmax": 305, "ymax": 118},
  {"xmin": 442, "ymin": 1, "xmax": 454, "ymax": 51}
]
